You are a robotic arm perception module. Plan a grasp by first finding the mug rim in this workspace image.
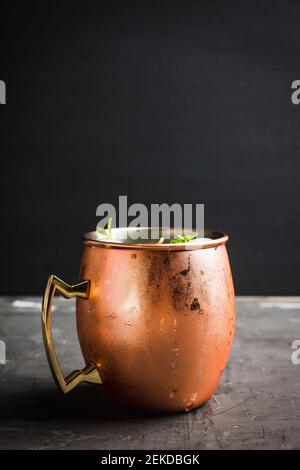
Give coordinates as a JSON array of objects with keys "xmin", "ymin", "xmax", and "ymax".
[{"xmin": 82, "ymin": 227, "xmax": 229, "ymax": 251}]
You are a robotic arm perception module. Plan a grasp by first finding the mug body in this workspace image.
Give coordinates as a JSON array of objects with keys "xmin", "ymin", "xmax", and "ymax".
[{"xmin": 76, "ymin": 230, "xmax": 235, "ymax": 413}]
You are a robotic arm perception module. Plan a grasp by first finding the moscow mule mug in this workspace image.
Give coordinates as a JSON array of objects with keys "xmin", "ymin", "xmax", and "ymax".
[{"xmin": 42, "ymin": 228, "xmax": 235, "ymax": 413}]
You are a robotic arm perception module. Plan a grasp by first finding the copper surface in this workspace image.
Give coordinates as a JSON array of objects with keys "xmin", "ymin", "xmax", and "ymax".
[{"xmin": 76, "ymin": 228, "xmax": 235, "ymax": 413}]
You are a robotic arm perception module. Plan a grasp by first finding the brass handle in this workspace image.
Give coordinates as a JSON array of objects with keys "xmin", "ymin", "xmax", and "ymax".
[{"xmin": 41, "ymin": 274, "xmax": 102, "ymax": 393}]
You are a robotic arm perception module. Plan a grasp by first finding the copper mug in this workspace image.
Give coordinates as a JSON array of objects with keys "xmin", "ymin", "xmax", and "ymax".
[{"xmin": 42, "ymin": 228, "xmax": 235, "ymax": 413}]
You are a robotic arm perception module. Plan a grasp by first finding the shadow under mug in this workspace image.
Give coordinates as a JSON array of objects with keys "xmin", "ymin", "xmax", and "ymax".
[{"xmin": 42, "ymin": 228, "xmax": 235, "ymax": 413}]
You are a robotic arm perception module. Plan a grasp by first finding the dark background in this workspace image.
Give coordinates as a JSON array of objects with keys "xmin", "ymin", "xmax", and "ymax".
[{"xmin": 1, "ymin": 0, "xmax": 299, "ymax": 295}]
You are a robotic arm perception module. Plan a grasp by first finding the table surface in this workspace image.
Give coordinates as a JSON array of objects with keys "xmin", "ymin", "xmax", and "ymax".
[{"xmin": 0, "ymin": 296, "xmax": 300, "ymax": 450}]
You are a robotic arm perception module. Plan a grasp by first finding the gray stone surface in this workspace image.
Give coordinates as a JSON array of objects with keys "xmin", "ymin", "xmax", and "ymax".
[{"xmin": 0, "ymin": 296, "xmax": 300, "ymax": 450}]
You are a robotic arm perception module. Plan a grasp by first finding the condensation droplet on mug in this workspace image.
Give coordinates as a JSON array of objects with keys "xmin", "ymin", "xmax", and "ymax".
[
  {"xmin": 125, "ymin": 321, "xmax": 132, "ymax": 328},
  {"xmin": 169, "ymin": 389, "xmax": 178, "ymax": 399},
  {"xmin": 185, "ymin": 400, "xmax": 194, "ymax": 412}
]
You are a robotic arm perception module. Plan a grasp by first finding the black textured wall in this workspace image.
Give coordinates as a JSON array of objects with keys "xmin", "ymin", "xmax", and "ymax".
[{"xmin": 1, "ymin": 1, "xmax": 300, "ymax": 294}]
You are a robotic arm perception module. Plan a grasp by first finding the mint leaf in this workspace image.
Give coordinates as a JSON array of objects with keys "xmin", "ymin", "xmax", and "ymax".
[
  {"xmin": 96, "ymin": 226, "xmax": 108, "ymax": 237},
  {"xmin": 106, "ymin": 217, "xmax": 113, "ymax": 239},
  {"xmin": 96, "ymin": 217, "xmax": 113, "ymax": 239},
  {"xmin": 183, "ymin": 232, "xmax": 198, "ymax": 242},
  {"xmin": 171, "ymin": 232, "xmax": 199, "ymax": 244}
]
